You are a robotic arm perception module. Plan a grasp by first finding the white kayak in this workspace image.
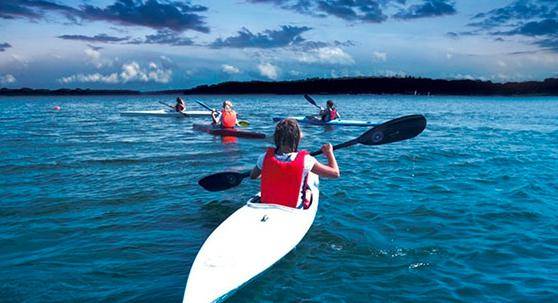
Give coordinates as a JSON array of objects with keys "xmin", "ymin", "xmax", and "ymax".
[
  {"xmin": 273, "ymin": 116, "xmax": 377, "ymax": 126},
  {"xmin": 120, "ymin": 109, "xmax": 211, "ymax": 117},
  {"xmin": 183, "ymin": 173, "xmax": 320, "ymax": 303}
]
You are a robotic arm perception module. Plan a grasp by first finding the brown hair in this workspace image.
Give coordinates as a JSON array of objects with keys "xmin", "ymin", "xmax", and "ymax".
[{"xmin": 274, "ymin": 118, "xmax": 301, "ymax": 153}]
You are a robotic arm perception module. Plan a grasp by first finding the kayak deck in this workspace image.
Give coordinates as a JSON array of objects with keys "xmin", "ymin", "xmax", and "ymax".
[
  {"xmin": 120, "ymin": 109, "xmax": 211, "ymax": 117},
  {"xmin": 183, "ymin": 173, "xmax": 319, "ymax": 303},
  {"xmin": 273, "ymin": 116, "xmax": 377, "ymax": 126},
  {"xmin": 193, "ymin": 123, "xmax": 266, "ymax": 139}
]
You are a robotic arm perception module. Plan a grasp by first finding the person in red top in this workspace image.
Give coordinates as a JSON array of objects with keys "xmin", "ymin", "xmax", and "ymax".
[
  {"xmin": 250, "ymin": 118, "xmax": 340, "ymax": 209},
  {"xmin": 211, "ymin": 100, "xmax": 238, "ymax": 128},
  {"xmin": 319, "ymin": 100, "xmax": 340, "ymax": 122},
  {"xmin": 175, "ymin": 97, "xmax": 186, "ymax": 112}
]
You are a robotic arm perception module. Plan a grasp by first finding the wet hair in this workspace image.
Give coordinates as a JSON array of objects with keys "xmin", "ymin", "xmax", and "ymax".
[
  {"xmin": 176, "ymin": 97, "xmax": 184, "ymax": 103},
  {"xmin": 327, "ymin": 100, "xmax": 334, "ymax": 108},
  {"xmin": 223, "ymin": 100, "xmax": 233, "ymax": 110},
  {"xmin": 274, "ymin": 118, "xmax": 301, "ymax": 153}
]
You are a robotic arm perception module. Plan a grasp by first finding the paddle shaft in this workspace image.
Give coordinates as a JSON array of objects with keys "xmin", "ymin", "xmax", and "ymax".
[{"xmin": 304, "ymin": 94, "xmax": 323, "ymax": 110}]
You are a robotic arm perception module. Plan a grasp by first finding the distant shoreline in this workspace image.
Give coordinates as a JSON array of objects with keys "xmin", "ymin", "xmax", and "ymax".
[{"xmin": 2, "ymin": 76, "xmax": 558, "ymax": 96}]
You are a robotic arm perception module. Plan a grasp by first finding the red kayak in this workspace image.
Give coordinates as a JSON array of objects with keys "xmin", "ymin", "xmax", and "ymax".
[{"xmin": 193, "ymin": 124, "xmax": 266, "ymax": 139}]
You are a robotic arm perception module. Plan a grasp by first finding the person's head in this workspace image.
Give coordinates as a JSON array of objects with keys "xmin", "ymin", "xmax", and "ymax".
[
  {"xmin": 274, "ymin": 118, "xmax": 302, "ymax": 153},
  {"xmin": 176, "ymin": 97, "xmax": 184, "ymax": 104},
  {"xmin": 223, "ymin": 100, "xmax": 233, "ymax": 110},
  {"xmin": 326, "ymin": 100, "xmax": 334, "ymax": 109}
]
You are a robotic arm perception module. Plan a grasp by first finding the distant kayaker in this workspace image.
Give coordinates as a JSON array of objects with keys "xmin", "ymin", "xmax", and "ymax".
[
  {"xmin": 250, "ymin": 118, "xmax": 340, "ymax": 209},
  {"xmin": 211, "ymin": 100, "xmax": 238, "ymax": 128},
  {"xmin": 319, "ymin": 100, "xmax": 340, "ymax": 122},
  {"xmin": 175, "ymin": 97, "xmax": 186, "ymax": 112}
]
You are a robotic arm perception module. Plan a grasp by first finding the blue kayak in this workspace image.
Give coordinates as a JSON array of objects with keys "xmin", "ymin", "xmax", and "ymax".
[{"xmin": 272, "ymin": 116, "xmax": 377, "ymax": 127}]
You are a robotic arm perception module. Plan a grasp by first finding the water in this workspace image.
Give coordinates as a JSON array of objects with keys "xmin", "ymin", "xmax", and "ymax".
[{"xmin": 1, "ymin": 95, "xmax": 558, "ymax": 302}]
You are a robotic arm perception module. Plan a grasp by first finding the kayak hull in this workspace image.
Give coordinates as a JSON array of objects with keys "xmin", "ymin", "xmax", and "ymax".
[
  {"xmin": 273, "ymin": 116, "xmax": 377, "ymax": 126},
  {"xmin": 183, "ymin": 173, "xmax": 320, "ymax": 303},
  {"xmin": 193, "ymin": 123, "xmax": 266, "ymax": 139},
  {"xmin": 120, "ymin": 109, "xmax": 211, "ymax": 117}
]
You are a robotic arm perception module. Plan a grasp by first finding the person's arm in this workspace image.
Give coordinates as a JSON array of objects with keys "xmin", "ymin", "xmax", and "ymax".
[
  {"xmin": 250, "ymin": 166, "xmax": 261, "ymax": 179},
  {"xmin": 310, "ymin": 143, "xmax": 340, "ymax": 178},
  {"xmin": 211, "ymin": 110, "xmax": 220, "ymax": 124}
]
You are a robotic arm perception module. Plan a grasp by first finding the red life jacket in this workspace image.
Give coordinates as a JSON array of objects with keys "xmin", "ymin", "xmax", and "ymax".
[
  {"xmin": 221, "ymin": 110, "xmax": 237, "ymax": 128},
  {"xmin": 261, "ymin": 148, "xmax": 308, "ymax": 208},
  {"xmin": 329, "ymin": 108, "xmax": 337, "ymax": 121},
  {"xmin": 176, "ymin": 104, "xmax": 185, "ymax": 112}
]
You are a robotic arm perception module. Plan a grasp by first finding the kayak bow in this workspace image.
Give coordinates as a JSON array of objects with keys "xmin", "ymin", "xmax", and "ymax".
[{"xmin": 183, "ymin": 173, "xmax": 319, "ymax": 303}]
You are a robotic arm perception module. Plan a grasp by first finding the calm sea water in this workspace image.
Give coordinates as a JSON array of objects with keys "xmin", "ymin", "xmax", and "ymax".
[{"xmin": 1, "ymin": 94, "xmax": 558, "ymax": 302}]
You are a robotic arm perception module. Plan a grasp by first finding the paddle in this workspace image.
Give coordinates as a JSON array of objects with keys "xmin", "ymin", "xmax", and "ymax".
[
  {"xmin": 198, "ymin": 114, "xmax": 427, "ymax": 192},
  {"xmin": 158, "ymin": 101, "xmax": 190, "ymax": 118},
  {"xmin": 194, "ymin": 100, "xmax": 250, "ymax": 127},
  {"xmin": 304, "ymin": 94, "xmax": 323, "ymax": 110}
]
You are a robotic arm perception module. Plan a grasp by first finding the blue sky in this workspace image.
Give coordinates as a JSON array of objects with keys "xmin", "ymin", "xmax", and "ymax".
[{"xmin": 1, "ymin": 0, "xmax": 557, "ymax": 90}]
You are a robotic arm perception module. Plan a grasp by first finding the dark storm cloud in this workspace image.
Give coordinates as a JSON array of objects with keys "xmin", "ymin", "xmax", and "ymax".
[
  {"xmin": 129, "ymin": 30, "xmax": 195, "ymax": 46},
  {"xmin": 0, "ymin": 42, "xmax": 12, "ymax": 51},
  {"xmin": 468, "ymin": 0, "xmax": 557, "ymax": 30},
  {"xmin": 0, "ymin": 0, "xmax": 209, "ymax": 33},
  {"xmin": 249, "ymin": 0, "xmax": 460, "ymax": 23},
  {"xmin": 247, "ymin": 0, "xmax": 389, "ymax": 23},
  {"xmin": 210, "ymin": 25, "xmax": 311, "ymax": 48},
  {"xmin": 468, "ymin": 0, "xmax": 558, "ymax": 52},
  {"xmin": 393, "ymin": 0, "xmax": 456, "ymax": 19},
  {"xmin": 0, "ymin": 0, "xmax": 79, "ymax": 20},
  {"xmin": 495, "ymin": 19, "xmax": 558, "ymax": 36},
  {"xmin": 534, "ymin": 38, "xmax": 558, "ymax": 51},
  {"xmin": 58, "ymin": 33, "xmax": 130, "ymax": 43},
  {"xmin": 80, "ymin": 0, "xmax": 209, "ymax": 33}
]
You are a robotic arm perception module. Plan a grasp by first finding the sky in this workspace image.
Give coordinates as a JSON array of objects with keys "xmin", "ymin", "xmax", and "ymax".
[{"xmin": 1, "ymin": 0, "xmax": 558, "ymax": 90}]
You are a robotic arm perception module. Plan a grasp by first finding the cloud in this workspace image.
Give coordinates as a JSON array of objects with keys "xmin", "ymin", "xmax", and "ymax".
[
  {"xmin": 1, "ymin": 74, "xmax": 16, "ymax": 84},
  {"xmin": 222, "ymin": 64, "xmax": 240, "ymax": 74},
  {"xmin": 446, "ymin": 32, "xmax": 459, "ymax": 39},
  {"xmin": 0, "ymin": 42, "xmax": 11, "ymax": 52},
  {"xmin": 58, "ymin": 33, "xmax": 130, "ymax": 43},
  {"xmin": 247, "ymin": 0, "xmax": 390, "ymax": 23},
  {"xmin": 81, "ymin": 0, "xmax": 209, "ymax": 33},
  {"xmin": 59, "ymin": 61, "xmax": 172, "ymax": 84},
  {"xmin": 257, "ymin": 62, "xmax": 279, "ymax": 80},
  {"xmin": 394, "ymin": 0, "xmax": 456, "ymax": 19},
  {"xmin": 87, "ymin": 44, "xmax": 103, "ymax": 51},
  {"xmin": 469, "ymin": 0, "xmax": 557, "ymax": 30},
  {"xmin": 467, "ymin": 1, "xmax": 558, "ymax": 52},
  {"xmin": 211, "ymin": 25, "xmax": 310, "ymax": 49},
  {"xmin": 1, "ymin": 0, "xmax": 209, "ymax": 33},
  {"xmin": 59, "ymin": 72, "xmax": 119, "ymax": 84},
  {"xmin": 0, "ymin": 0, "xmax": 79, "ymax": 20},
  {"xmin": 130, "ymin": 30, "xmax": 194, "ymax": 46},
  {"xmin": 372, "ymin": 51, "xmax": 387, "ymax": 61},
  {"xmin": 297, "ymin": 47, "xmax": 355, "ymax": 65},
  {"xmin": 85, "ymin": 48, "xmax": 101, "ymax": 61},
  {"xmin": 496, "ymin": 19, "xmax": 558, "ymax": 36}
]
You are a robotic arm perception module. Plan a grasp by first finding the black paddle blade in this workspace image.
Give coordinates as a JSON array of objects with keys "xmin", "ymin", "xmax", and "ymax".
[
  {"xmin": 198, "ymin": 171, "xmax": 250, "ymax": 192},
  {"xmin": 304, "ymin": 94, "xmax": 318, "ymax": 106},
  {"xmin": 358, "ymin": 114, "xmax": 426, "ymax": 146}
]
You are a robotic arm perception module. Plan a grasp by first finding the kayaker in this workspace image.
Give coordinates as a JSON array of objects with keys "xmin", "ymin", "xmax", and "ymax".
[
  {"xmin": 175, "ymin": 97, "xmax": 186, "ymax": 112},
  {"xmin": 250, "ymin": 118, "xmax": 339, "ymax": 209},
  {"xmin": 211, "ymin": 100, "xmax": 238, "ymax": 128},
  {"xmin": 319, "ymin": 100, "xmax": 340, "ymax": 122}
]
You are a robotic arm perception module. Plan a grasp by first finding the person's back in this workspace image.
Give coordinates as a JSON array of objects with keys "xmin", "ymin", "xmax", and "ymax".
[
  {"xmin": 212, "ymin": 100, "xmax": 237, "ymax": 128},
  {"xmin": 175, "ymin": 97, "xmax": 185, "ymax": 112},
  {"xmin": 320, "ymin": 100, "xmax": 339, "ymax": 122},
  {"xmin": 250, "ymin": 118, "xmax": 340, "ymax": 209}
]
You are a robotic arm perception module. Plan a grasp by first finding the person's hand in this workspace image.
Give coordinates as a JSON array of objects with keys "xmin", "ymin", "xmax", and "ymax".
[{"xmin": 321, "ymin": 143, "xmax": 333, "ymax": 156}]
